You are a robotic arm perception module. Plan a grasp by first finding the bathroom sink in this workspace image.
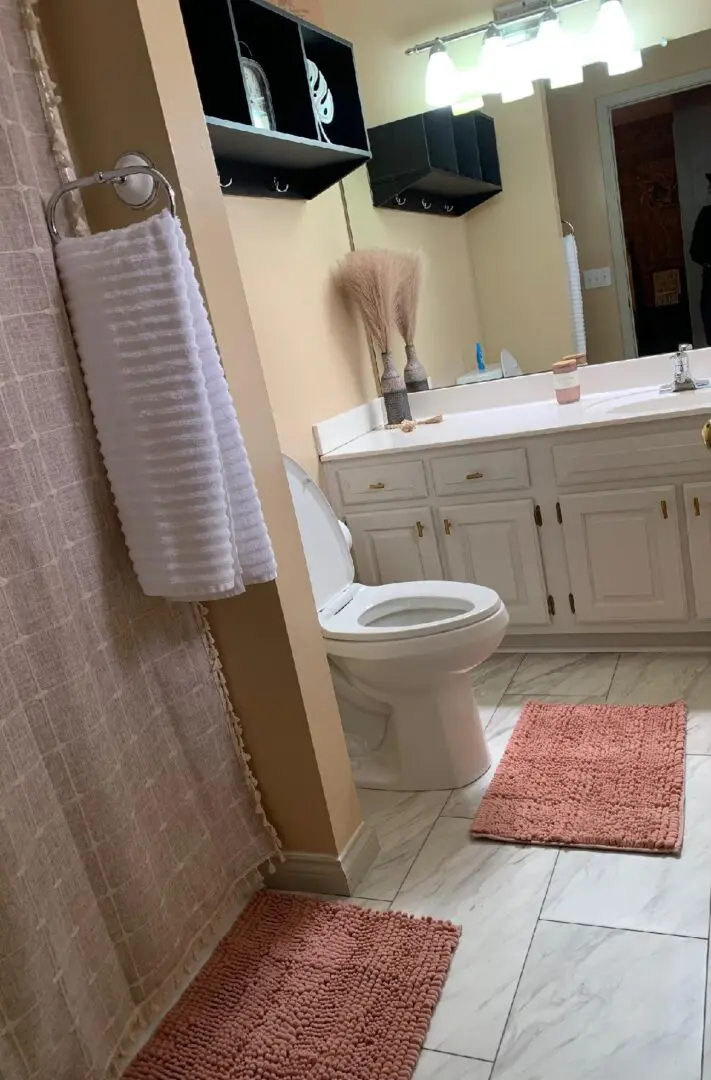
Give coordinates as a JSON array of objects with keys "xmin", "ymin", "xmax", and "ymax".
[{"xmin": 584, "ymin": 388, "xmax": 711, "ymax": 419}]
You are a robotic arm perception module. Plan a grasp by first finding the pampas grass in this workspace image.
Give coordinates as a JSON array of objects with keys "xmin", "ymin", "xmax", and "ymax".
[
  {"xmin": 335, "ymin": 250, "xmax": 398, "ymax": 356},
  {"xmin": 395, "ymin": 250, "xmax": 423, "ymax": 346}
]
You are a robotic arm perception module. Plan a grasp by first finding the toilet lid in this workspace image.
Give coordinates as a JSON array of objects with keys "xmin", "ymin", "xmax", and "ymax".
[{"xmin": 284, "ymin": 456, "xmax": 354, "ymax": 612}]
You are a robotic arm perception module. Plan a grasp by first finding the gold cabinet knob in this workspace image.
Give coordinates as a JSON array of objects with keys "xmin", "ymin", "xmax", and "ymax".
[{"xmin": 703, "ymin": 421, "xmax": 711, "ymax": 450}]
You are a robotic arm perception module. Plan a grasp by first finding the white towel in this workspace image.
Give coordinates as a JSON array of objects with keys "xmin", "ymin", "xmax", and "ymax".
[
  {"xmin": 55, "ymin": 209, "xmax": 276, "ymax": 601},
  {"xmin": 563, "ymin": 233, "xmax": 587, "ymax": 356}
]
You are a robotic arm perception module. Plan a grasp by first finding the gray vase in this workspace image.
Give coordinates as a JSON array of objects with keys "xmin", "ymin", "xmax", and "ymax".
[
  {"xmin": 380, "ymin": 350, "xmax": 412, "ymax": 425},
  {"xmin": 404, "ymin": 343, "xmax": 429, "ymax": 393}
]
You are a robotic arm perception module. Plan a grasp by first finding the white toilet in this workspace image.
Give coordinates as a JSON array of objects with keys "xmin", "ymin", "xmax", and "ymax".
[{"xmin": 285, "ymin": 457, "xmax": 509, "ymax": 792}]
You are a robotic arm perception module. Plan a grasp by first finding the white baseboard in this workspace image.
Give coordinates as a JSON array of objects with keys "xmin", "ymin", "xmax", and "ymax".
[{"xmin": 267, "ymin": 822, "xmax": 380, "ymax": 897}]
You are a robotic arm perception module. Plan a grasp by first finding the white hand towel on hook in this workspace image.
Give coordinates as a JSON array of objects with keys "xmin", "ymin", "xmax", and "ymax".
[
  {"xmin": 55, "ymin": 209, "xmax": 276, "ymax": 600},
  {"xmin": 563, "ymin": 232, "xmax": 587, "ymax": 357}
]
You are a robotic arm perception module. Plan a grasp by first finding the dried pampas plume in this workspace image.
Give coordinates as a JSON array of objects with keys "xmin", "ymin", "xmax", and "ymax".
[
  {"xmin": 395, "ymin": 250, "xmax": 429, "ymax": 392},
  {"xmin": 395, "ymin": 250, "xmax": 423, "ymax": 345},
  {"xmin": 335, "ymin": 249, "xmax": 412, "ymax": 424},
  {"xmin": 335, "ymin": 249, "xmax": 398, "ymax": 356}
]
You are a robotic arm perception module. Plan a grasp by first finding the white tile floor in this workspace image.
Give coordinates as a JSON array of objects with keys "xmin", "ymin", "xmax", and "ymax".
[{"xmin": 325, "ymin": 653, "xmax": 711, "ymax": 1080}]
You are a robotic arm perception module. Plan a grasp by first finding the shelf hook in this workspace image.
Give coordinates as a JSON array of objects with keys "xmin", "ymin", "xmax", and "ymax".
[
  {"xmin": 444, "ymin": 203, "xmax": 454, "ymax": 214},
  {"xmin": 394, "ymin": 194, "xmax": 407, "ymax": 207},
  {"xmin": 421, "ymin": 198, "xmax": 432, "ymax": 210},
  {"xmin": 220, "ymin": 175, "xmax": 233, "ymax": 189},
  {"xmin": 273, "ymin": 177, "xmax": 290, "ymax": 194}
]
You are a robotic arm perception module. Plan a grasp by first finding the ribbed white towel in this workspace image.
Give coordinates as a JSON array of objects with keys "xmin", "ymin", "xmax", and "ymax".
[
  {"xmin": 563, "ymin": 233, "xmax": 587, "ymax": 356},
  {"xmin": 55, "ymin": 209, "xmax": 276, "ymax": 600}
]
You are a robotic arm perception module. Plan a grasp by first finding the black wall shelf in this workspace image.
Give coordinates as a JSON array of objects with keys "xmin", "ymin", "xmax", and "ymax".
[
  {"xmin": 367, "ymin": 108, "xmax": 502, "ymax": 217},
  {"xmin": 180, "ymin": 0, "xmax": 371, "ymax": 200}
]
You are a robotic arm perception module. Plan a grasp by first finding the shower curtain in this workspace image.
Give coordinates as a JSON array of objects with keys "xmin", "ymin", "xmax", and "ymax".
[{"xmin": 0, "ymin": 3, "xmax": 279, "ymax": 1078}]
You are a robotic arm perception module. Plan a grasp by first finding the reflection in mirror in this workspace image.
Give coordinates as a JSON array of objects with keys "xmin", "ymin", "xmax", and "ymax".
[{"xmin": 320, "ymin": 1, "xmax": 711, "ymax": 391}]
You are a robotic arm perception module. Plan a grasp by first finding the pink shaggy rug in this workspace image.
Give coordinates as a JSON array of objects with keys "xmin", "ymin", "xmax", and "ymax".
[
  {"xmin": 124, "ymin": 890, "xmax": 461, "ymax": 1080},
  {"xmin": 471, "ymin": 701, "xmax": 687, "ymax": 853}
]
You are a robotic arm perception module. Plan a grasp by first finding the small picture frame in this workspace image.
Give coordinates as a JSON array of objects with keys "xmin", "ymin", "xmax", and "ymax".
[{"xmin": 240, "ymin": 50, "xmax": 276, "ymax": 132}]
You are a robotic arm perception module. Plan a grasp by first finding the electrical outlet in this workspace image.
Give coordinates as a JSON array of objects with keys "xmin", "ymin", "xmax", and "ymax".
[{"xmin": 583, "ymin": 267, "xmax": 613, "ymax": 290}]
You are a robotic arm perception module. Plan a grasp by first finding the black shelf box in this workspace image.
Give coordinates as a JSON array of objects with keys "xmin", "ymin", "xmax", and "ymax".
[
  {"xmin": 180, "ymin": 0, "xmax": 371, "ymax": 200},
  {"xmin": 367, "ymin": 107, "xmax": 502, "ymax": 217}
]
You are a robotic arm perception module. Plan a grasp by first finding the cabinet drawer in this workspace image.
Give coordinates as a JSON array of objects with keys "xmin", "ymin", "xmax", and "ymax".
[
  {"xmin": 431, "ymin": 448, "xmax": 529, "ymax": 497},
  {"xmin": 335, "ymin": 460, "xmax": 427, "ymax": 506},
  {"xmin": 553, "ymin": 427, "xmax": 709, "ymax": 487}
]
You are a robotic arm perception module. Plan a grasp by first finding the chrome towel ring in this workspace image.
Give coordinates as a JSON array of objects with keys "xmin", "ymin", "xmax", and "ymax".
[{"xmin": 46, "ymin": 164, "xmax": 177, "ymax": 243}]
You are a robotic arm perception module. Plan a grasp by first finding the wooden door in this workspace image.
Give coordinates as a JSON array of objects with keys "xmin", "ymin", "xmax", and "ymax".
[
  {"xmin": 684, "ymin": 482, "xmax": 711, "ymax": 619},
  {"xmin": 560, "ymin": 486, "xmax": 686, "ymax": 623},
  {"xmin": 346, "ymin": 507, "xmax": 443, "ymax": 586},
  {"xmin": 441, "ymin": 500, "xmax": 549, "ymax": 625}
]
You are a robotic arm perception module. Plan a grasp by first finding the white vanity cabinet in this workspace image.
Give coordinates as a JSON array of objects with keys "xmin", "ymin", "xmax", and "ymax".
[
  {"xmin": 439, "ymin": 500, "xmax": 550, "ymax": 625},
  {"xmin": 321, "ymin": 412, "xmax": 711, "ymax": 644},
  {"xmin": 558, "ymin": 487, "xmax": 687, "ymax": 623},
  {"xmin": 346, "ymin": 507, "xmax": 443, "ymax": 585}
]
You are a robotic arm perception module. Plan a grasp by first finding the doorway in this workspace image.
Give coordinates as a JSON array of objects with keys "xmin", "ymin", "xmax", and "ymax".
[{"xmin": 598, "ymin": 69, "xmax": 711, "ymax": 359}]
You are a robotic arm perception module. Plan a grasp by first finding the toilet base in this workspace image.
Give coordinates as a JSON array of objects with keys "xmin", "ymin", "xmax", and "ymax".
[{"xmin": 346, "ymin": 676, "xmax": 492, "ymax": 792}]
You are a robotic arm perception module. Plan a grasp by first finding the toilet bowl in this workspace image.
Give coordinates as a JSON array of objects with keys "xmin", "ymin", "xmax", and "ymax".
[{"xmin": 284, "ymin": 457, "xmax": 509, "ymax": 791}]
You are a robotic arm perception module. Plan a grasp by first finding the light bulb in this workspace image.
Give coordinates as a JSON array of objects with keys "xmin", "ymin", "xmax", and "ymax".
[
  {"xmin": 594, "ymin": 0, "xmax": 635, "ymax": 61},
  {"xmin": 537, "ymin": 13, "xmax": 584, "ymax": 87},
  {"xmin": 479, "ymin": 26, "xmax": 505, "ymax": 95},
  {"xmin": 607, "ymin": 48, "xmax": 643, "ymax": 75},
  {"xmin": 425, "ymin": 40, "xmax": 458, "ymax": 107},
  {"xmin": 500, "ymin": 78, "xmax": 535, "ymax": 103},
  {"xmin": 453, "ymin": 67, "xmax": 485, "ymax": 113}
]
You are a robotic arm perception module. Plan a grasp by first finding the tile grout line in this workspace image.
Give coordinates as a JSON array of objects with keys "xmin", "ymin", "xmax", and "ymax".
[
  {"xmin": 425, "ymin": 1047, "xmax": 494, "ymax": 1066},
  {"xmin": 540, "ymin": 916, "xmax": 710, "ymax": 943},
  {"xmin": 488, "ymin": 847, "xmax": 562, "ymax": 1073},
  {"xmin": 604, "ymin": 653, "xmax": 623, "ymax": 702},
  {"xmin": 700, "ymin": 860, "xmax": 711, "ymax": 1080},
  {"xmin": 386, "ymin": 802, "xmax": 449, "ymax": 911}
]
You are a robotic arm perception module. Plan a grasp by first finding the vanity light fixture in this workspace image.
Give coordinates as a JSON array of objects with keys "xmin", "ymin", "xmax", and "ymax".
[
  {"xmin": 594, "ymin": 0, "xmax": 641, "ymax": 75},
  {"xmin": 407, "ymin": 0, "xmax": 644, "ymax": 107},
  {"xmin": 425, "ymin": 39, "xmax": 459, "ymax": 107}
]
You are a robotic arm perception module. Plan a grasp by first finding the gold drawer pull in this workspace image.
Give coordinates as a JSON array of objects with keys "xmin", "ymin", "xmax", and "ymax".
[
  {"xmin": 416, "ymin": 521, "xmax": 425, "ymax": 538},
  {"xmin": 369, "ymin": 482, "xmax": 386, "ymax": 490},
  {"xmin": 444, "ymin": 519, "xmax": 452, "ymax": 536},
  {"xmin": 466, "ymin": 471, "xmax": 484, "ymax": 481},
  {"xmin": 661, "ymin": 500, "xmax": 668, "ymax": 520},
  {"xmin": 694, "ymin": 497, "xmax": 701, "ymax": 518}
]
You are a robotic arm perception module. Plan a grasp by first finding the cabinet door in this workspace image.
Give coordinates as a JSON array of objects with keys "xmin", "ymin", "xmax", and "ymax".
[
  {"xmin": 684, "ymin": 482, "xmax": 711, "ymax": 619},
  {"xmin": 560, "ymin": 487, "xmax": 686, "ymax": 623},
  {"xmin": 346, "ymin": 507, "xmax": 443, "ymax": 586},
  {"xmin": 441, "ymin": 500, "xmax": 549, "ymax": 625}
]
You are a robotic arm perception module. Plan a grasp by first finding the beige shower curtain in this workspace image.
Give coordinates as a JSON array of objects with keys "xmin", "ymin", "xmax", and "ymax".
[{"xmin": 0, "ymin": 3, "xmax": 279, "ymax": 1078}]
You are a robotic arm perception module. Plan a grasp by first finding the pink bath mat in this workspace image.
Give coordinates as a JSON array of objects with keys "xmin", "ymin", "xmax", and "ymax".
[
  {"xmin": 471, "ymin": 701, "xmax": 686, "ymax": 853},
  {"xmin": 124, "ymin": 890, "xmax": 460, "ymax": 1080}
]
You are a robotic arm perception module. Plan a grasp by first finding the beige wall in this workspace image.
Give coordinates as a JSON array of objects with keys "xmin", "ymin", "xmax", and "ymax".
[
  {"xmin": 226, "ymin": 188, "xmax": 376, "ymax": 481},
  {"xmin": 466, "ymin": 88, "xmax": 574, "ymax": 373},
  {"xmin": 40, "ymin": 0, "xmax": 362, "ymax": 858},
  {"xmin": 548, "ymin": 29, "xmax": 711, "ymax": 364},
  {"xmin": 322, "ymin": 0, "xmax": 572, "ymax": 376}
]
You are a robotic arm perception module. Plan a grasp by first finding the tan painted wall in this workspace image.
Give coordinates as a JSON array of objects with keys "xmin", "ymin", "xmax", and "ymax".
[
  {"xmin": 548, "ymin": 29, "xmax": 711, "ymax": 364},
  {"xmin": 39, "ymin": 0, "xmax": 362, "ymax": 858},
  {"xmin": 225, "ymin": 188, "xmax": 376, "ymax": 480},
  {"xmin": 322, "ymin": 0, "xmax": 571, "ymax": 377}
]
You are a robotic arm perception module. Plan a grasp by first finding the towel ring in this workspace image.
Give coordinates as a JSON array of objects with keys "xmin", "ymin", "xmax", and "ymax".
[{"xmin": 46, "ymin": 164, "xmax": 177, "ymax": 243}]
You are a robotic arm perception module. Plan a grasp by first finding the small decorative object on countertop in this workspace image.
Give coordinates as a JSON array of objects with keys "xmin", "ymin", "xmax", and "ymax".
[
  {"xmin": 336, "ymin": 250, "xmax": 412, "ymax": 426},
  {"xmin": 553, "ymin": 356, "xmax": 581, "ymax": 405},
  {"xmin": 703, "ymin": 420, "xmax": 711, "ymax": 449},
  {"xmin": 395, "ymin": 251, "xmax": 429, "ymax": 392},
  {"xmin": 386, "ymin": 413, "xmax": 444, "ymax": 432}
]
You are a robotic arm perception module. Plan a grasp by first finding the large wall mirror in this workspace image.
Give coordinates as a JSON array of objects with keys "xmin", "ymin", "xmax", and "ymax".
[{"xmin": 321, "ymin": 1, "xmax": 711, "ymax": 391}]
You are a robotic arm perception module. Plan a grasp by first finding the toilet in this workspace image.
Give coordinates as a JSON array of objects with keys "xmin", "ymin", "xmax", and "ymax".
[{"xmin": 285, "ymin": 457, "xmax": 509, "ymax": 792}]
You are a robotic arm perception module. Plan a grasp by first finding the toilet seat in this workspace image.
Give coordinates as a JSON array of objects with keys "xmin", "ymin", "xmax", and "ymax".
[
  {"xmin": 320, "ymin": 581, "xmax": 502, "ymax": 642},
  {"xmin": 284, "ymin": 455, "xmax": 504, "ymax": 650}
]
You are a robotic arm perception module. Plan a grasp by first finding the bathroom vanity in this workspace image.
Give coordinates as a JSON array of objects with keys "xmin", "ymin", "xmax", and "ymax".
[{"xmin": 320, "ymin": 381, "xmax": 711, "ymax": 649}]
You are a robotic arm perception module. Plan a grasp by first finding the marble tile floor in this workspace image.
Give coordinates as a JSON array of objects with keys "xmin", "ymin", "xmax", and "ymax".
[{"xmin": 320, "ymin": 653, "xmax": 711, "ymax": 1080}]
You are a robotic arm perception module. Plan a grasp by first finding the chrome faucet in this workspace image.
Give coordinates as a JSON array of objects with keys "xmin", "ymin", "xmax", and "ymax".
[{"xmin": 661, "ymin": 344, "xmax": 710, "ymax": 394}]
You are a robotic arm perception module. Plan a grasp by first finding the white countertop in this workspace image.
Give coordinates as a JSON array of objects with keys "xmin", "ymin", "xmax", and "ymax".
[{"xmin": 320, "ymin": 384, "xmax": 711, "ymax": 462}]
